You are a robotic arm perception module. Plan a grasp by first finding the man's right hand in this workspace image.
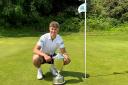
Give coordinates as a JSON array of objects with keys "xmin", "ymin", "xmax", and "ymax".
[
  {"xmin": 43, "ymin": 55, "xmax": 52, "ymax": 62},
  {"xmin": 33, "ymin": 44, "xmax": 52, "ymax": 62}
]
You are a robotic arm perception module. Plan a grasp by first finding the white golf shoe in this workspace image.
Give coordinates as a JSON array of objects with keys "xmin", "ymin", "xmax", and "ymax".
[
  {"xmin": 50, "ymin": 65, "xmax": 57, "ymax": 76},
  {"xmin": 37, "ymin": 68, "xmax": 43, "ymax": 80}
]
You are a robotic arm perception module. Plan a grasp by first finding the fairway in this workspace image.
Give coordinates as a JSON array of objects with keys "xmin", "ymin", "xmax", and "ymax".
[
  {"xmin": 0, "ymin": 33, "xmax": 85, "ymax": 85},
  {"xmin": 87, "ymin": 31, "xmax": 128, "ymax": 85}
]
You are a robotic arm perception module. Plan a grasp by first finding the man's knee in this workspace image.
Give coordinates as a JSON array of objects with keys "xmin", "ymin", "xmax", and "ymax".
[
  {"xmin": 32, "ymin": 54, "xmax": 43, "ymax": 64},
  {"xmin": 33, "ymin": 55, "xmax": 39, "ymax": 62},
  {"xmin": 32, "ymin": 54, "xmax": 44, "ymax": 68}
]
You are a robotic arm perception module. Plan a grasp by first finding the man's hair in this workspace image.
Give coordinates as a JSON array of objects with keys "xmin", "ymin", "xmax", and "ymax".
[{"xmin": 49, "ymin": 21, "xmax": 60, "ymax": 28}]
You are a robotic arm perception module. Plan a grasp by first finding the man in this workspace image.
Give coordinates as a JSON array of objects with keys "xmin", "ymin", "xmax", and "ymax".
[{"xmin": 32, "ymin": 21, "xmax": 71, "ymax": 80}]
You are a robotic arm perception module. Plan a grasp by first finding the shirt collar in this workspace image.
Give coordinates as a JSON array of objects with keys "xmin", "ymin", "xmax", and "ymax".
[
  {"xmin": 48, "ymin": 33, "xmax": 57, "ymax": 40},
  {"xmin": 48, "ymin": 34, "xmax": 51, "ymax": 40}
]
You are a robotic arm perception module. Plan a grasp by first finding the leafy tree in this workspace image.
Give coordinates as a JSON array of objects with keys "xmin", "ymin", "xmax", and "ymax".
[
  {"xmin": 103, "ymin": 0, "xmax": 128, "ymax": 22},
  {"xmin": 0, "ymin": 0, "xmax": 84, "ymax": 30}
]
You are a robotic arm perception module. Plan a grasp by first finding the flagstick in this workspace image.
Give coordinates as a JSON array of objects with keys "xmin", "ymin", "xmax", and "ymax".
[
  {"xmin": 78, "ymin": 0, "xmax": 87, "ymax": 79},
  {"xmin": 84, "ymin": 0, "xmax": 86, "ymax": 79},
  {"xmin": 84, "ymin": 0, "xmax": 87, "ymax": 79}
]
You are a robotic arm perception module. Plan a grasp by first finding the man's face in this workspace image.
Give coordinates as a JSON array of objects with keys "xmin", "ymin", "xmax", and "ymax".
[{"xmin": 49, "ymin": 26, "xmax": 59, "ymax": 37}]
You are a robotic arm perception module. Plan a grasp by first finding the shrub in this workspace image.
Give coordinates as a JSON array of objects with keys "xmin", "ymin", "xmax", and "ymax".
[
  {"xmin": 87, "ymin": 16, "xmax": 121, "ymax": 31},
  {"xmin": 103, "ymin": 0, "xmax": 128, "ymax": 21},
  {"xmin": 121, "ymin": 12, "xmax": 128, "ymax": 22},
  {"xmin": 60, "ymin": 17, "xmax": 82, "ymax": 32}
]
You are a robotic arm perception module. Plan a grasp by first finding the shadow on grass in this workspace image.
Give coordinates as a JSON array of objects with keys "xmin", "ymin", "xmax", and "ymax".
[
  {"xmin": 88, "ymin": 70, "xmax": 128, "ymax": 78},
  {"xmin": 44, "ymin": 71, "xmax": 87, "ymax": 84}
]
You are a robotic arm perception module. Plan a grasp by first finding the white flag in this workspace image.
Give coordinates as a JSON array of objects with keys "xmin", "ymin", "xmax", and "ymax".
[{"xmin": 78, "ymin": 3, "xmax": 86, "ymax": 13}]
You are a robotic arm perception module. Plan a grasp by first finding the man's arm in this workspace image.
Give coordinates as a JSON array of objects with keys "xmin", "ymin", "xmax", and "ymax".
[
  {"xmin": 33, "ymin": 44, "xmax": 52, "ymax": 62},
  {"xmin": 60, "ymin": 48, "xmax": 71, "ymax": 65}
]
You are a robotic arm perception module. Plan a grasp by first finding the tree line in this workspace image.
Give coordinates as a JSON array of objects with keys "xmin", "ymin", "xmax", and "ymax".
[
  {"xmin": 0, "ymin": 0, "xmax": 127, "ymax": 31},
  {"xmin": 86, "ymin": 0, "xmax": 128, "ymax": 31},
  {"xmin": 0, "ymin": 0, "xmax": 83, "ymax": 31},
  {"xmin": 87, "ymin": 0, "xmax": 128, "ymax": 22}
]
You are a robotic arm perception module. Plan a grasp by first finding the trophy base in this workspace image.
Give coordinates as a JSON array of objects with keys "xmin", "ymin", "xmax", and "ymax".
[
  {"xmin": 53, "ymin": 73, "xmax": 65, "ymax": 85},
  {"xmin": 53, "ymin": 80, "xmax": 65, "ymax": 85}
]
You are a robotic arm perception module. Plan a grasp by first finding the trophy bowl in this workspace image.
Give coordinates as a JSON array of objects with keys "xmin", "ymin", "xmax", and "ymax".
[{"xmin": 53, "ymin": 53, "xmax": 65, "ymax": 85}]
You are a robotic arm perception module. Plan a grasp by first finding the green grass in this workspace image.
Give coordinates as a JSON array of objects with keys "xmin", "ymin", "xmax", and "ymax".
[
  {"xmin": 2, "ymin": 31, "xmax": 128, "ymax": 85},
  {"xmin": 0, "ymin": 32, "xmax": 85, "ymax": 85},
  {"xmin": 87, "ymin": 31, "xmax": 128, "ymax": 85}
]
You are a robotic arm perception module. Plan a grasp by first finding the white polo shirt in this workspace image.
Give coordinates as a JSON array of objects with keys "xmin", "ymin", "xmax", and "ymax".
[{"xmin": 37, "ymin": 33, "xmax": 64, "ymax": 55}]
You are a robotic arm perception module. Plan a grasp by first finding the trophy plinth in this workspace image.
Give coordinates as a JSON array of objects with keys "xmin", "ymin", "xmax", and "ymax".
[
  {"xmin": 53, "ymin": 53, "xmax": 65, "ymax": 85},
  {"xmin": 53, "ymin": 73, "xmax": 65, "ymax": 85}
]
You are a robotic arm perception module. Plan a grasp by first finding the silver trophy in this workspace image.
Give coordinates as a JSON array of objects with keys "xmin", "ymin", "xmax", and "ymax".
[{"xmin": 53, "ymin": 53, "xmax": 65, "ymax": 85}]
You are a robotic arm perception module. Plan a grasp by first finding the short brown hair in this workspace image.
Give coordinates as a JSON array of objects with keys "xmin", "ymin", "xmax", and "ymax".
[{"xmin": 49, "ymin": 21, "xmax": 60, "ymax": 28}]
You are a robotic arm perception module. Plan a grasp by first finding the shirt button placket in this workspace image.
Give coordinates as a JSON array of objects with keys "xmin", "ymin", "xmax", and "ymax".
[{"xmin": 50, "ymin": 39, "xmax": 53, "ymax": 55}]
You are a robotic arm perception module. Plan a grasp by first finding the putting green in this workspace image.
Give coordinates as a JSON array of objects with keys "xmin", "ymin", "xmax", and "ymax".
[
  {"xmin": 86, "ymin": 31, "xmax": 128, "ymax": 85},
  {"xmin": 0, "ymin": 32, "xmax": 85, "ymax": 85}
]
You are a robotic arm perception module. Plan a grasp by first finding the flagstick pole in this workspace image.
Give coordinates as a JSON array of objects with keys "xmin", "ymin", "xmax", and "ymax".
[
  {"xmin": 78, "ymin": 0, "xmax": 87, "ymax": 79},
  {"xmin": 84, "ymin": 0, "xmax": 86, "ymax": 79},
  {"xmin": 83, "ymin": 0, "xmax": 86, "ymax": 79}
]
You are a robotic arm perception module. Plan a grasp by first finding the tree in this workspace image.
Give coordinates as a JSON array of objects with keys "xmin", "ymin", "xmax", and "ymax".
[{"xmin": 103, "ymin": 0, "xmax": 128, "ymax": 22}]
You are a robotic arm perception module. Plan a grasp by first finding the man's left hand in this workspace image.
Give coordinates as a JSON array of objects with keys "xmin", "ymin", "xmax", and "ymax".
[{"xmin": 63, "ymin": 53, "xmax": 71, "ymax": 65}]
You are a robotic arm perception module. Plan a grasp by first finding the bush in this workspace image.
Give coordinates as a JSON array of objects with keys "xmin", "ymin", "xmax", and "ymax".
[
  {"xmin": 103, "ymin": 0, "xmax": 128, "ymax": 21},
  {"xmin": 33, "ymin": 0, "xmax": 52, "ymax": 15},
  {"xmin": 87, "ymin": 16, "xmax": 121, "ymax": 31},
  {"xmin": 60, "ymin": 17, "xmax": 82, "ymax": 32},
  {"xmin": 79, "ymin": 19, "xmax": 85, "ymax": 32},
  {"xmin": 2, "ymin": 4, "xmax": 24, "ymax": 27},
  {"xmin": 121, "ymin": 12, "xmax": 128, "ymax": 22}
]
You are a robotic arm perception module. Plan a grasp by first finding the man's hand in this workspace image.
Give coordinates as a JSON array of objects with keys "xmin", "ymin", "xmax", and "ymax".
[
  {"xmin": 63, "ymin": 53, "xmax": 71, "ymax": 65},
  {"xmin": 60, "ymin": 48, "xmax": 71, "ymax": 65},
  {"xmin": 33, "ymin": 44, "xmax": 52, "ymax": 62},
  {"xmin": 43, "ymin": 55, "xmax": 52, "ymax": 62}
]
